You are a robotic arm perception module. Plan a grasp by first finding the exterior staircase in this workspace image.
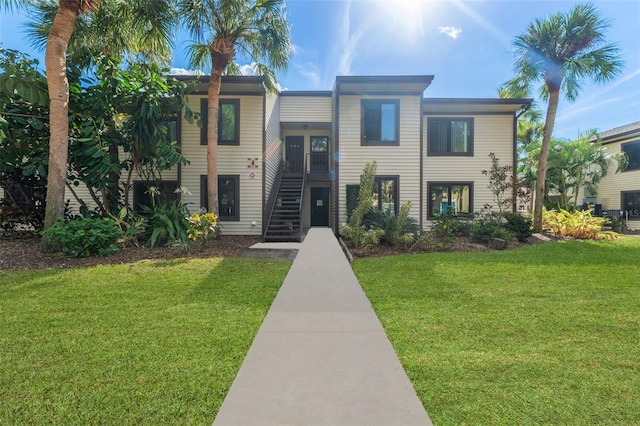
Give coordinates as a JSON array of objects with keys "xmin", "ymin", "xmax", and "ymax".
[{"xmin": 264, "ymin": 174, "xmax": 304, "ymax": 242}]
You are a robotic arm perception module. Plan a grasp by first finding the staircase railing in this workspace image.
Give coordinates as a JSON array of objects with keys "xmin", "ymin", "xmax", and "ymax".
[
  {"xmin": 263, "ymin": 160, "xmax": 284, "ymax": 239},
  {"xmin": 298, "ymin": 155, "xmax": 308, "ymax": 241}
]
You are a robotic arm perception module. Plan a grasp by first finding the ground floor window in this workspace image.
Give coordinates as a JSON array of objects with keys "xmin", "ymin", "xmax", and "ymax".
[
  {"xmin": 133, "ymin": 180, "xmax": 179, "ymax": 213},
  {"xmin": 200, "ymin": 175, "xmax": 240, "ymax": 221},
  {"xmin": 428, "ymin": 182, "xmax": 473, "ymax": 218},
  {"xmin": 622, "ymin": 191, "xmax": 640, "ymax": 218},
  {"xmin": 373, "ymin": 176, "xmax": 399, "ymax": 213}
]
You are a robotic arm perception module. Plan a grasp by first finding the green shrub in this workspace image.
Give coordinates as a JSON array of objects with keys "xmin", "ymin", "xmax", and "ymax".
[
  {"xmin": 341, "ymin": 161, "xmax": 377, "ymax": 248},
  {"xmin": 430, "ymin": 211, "xmax": 471, "ymax": 242},
  {"xmin": 543, "ymin": 208, "xmax": 617, "ymax": 240},
  {"xmin": 470, "ymin": 217, "xmax": 513, "ymax": 244},
  {"xmin": 140, "ymin": 201, "xmax": 190, "ymax": 248},
  {"xmin": 366, "ymin": 202, "xmax": 419, "ymax": 246},
  {"xmin": 411, "ymin": 231, "xmax": 448, "ymax": 252},
  {"xmin": 42, "ymin": 217, "xmax": 122, "ymax": 257},
  {"xmin": 505, "ymin": 213, "xmax": 533, "ymax": 242},
  {"xmin": 187, "ymin": 212, "xmax": 219, "ymax": 251}
]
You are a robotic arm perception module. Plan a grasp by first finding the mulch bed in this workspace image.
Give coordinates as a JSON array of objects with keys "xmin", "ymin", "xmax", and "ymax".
[{"xmin": 0, "ymin": 233, "xmax": 261, "ymax": 271}]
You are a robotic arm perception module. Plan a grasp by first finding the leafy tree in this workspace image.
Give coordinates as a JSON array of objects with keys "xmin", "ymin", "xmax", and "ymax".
[
  {"xmin": 178, "ymin": 0, "xmax": 292, "ymax": 214},
  {"xmin": 1, "ymin": 0, "xmax": 178, "ymax": 231},
  {"xmin": 500, "ymin": 3, "xmax": 623, "ymax": 232},
  {"xmin": 1, "ymin": 49, "xmax": 193, "ymax": 222},
  {"xmin": 545, "ymin": 131, "xmax": 627, "ymax": 211}
]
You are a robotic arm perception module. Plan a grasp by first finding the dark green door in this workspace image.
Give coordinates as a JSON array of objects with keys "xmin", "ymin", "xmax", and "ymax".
[
  {"xmin": 285, "ymin": 136, "xmax": 304, "ymax": 174},
  {"xmin": 310, "ymin": 187, "xmax": 330, "ymax": 227}
]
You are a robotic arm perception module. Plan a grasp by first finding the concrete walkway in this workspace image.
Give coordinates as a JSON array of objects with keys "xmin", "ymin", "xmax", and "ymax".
[{"xmin": 213, "ymin": 228, "xmax": 432, "ymax": 425}]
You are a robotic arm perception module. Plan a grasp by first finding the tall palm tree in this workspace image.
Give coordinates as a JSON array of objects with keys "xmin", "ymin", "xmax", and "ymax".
[
  {"xmin": 25, "ymin": 0, "xmax": 178, "ymax": 217},
  {"xmin": 179, "ymin": 0, "xmax": 291, "ymax": 215},
  {"xmin": 500, "ymin": 3, "xmax": 623, "ymax": 232},
  {"xmin": 1, "ymin": 0, "xmax": 177, "ymax": 230}
]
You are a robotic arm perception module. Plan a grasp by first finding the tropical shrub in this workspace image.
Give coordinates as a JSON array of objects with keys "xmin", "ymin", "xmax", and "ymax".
[
  {"xmin": 505, "ymin": 212, "xmax": 533, "ymax": 242},
  {"xmin": 430, "ymin": 211, "xmax": 471, "ymax": 242},
  {"xmin": 543, "ymin": 209, "xmax": 617, "ymax": 240},
  {"xmin": 341, "ymin": 161, "xmax": 378, "ymax": 248},
  {"xmin": 366, "ymin": 202, "xmax": 419, "ymax": 246},
  {"xmin": 470, "ymin": 216, "xmax": 513, "ymax": 244},
  {"xmin": 187, "ymin": 212, "xmax": 219, "ymax": 251},
  {"xmin": 109, "ymin": 207, "xmax": 145, "ymax": 247},
  {"xmin": 42, "ymin": 217, "xmax": 122, "ymax": 257},
  {"xmin": 140, "ymin": 202, "xmax": 190, "ymax": 248}
]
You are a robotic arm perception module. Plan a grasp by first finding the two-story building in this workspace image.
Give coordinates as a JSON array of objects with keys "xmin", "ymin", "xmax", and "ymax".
[
  {"xmin": 584, "ymin": 122, "xmax": 640, "ymax": 230},
  {"xmin": 60, "ymin": 74, "xmax": 532, "ymax": 241}
]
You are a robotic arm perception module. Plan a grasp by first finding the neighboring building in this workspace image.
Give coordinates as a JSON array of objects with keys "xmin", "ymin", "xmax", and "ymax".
[
  {"xmin": 65, "ymin": 74, "xmax": 533, "ymax": 240},
  {"xmin": 586, "ymin": 121, "xmax": 640, "ymax": 230}
]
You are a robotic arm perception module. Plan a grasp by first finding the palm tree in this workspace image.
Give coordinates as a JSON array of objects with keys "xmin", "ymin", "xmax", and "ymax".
[
  {"xmin": 26, "ymin": 0, "xmax": 177, "ymax": 69},
  {"xmin": 25, "ymin": 0, "xmax": 178, "ymax": 216},
  {"xmin": 1, "ymin": 0, "xmax": 178, "ymax": 230},
  {"xmin": 500, "ymin": 3, "xmax": 623, "ymax": 232},
  {"xmin": 179, "ymin": 0, "xmax": 291, "ymax": 214}
]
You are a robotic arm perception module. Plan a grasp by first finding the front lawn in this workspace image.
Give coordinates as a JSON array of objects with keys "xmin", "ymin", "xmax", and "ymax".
[
  {"xmin": 354, "ymin": 238, "xmax": 640, "ymax": 424},
  {"xmin": 0, "ymin": 257, "xmax": 290, "ymax": 424}
]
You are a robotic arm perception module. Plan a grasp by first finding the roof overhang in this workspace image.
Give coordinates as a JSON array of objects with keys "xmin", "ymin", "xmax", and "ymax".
[
  {"xmin": 423, "ymin": 98, "xmax": 533, "ymax": 114},
  {"xmin": 170, "ymin": 75, "xmax": 267, "ymax": 95},
  {"xmin": 591, "ymin": 121, "xmax": 640, "ymax": 144},
  {"xmin": 335, "ymin": 75, "xmax": 434, "ymax": 95}
]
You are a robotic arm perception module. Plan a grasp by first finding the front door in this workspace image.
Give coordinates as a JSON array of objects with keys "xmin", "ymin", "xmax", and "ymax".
[
  {"xmin": 285, "ymin": 136, "xmax": 304, "ymax": 174},
  {"xmin": 310, "ymin": 187, "xmax": 330, "ymax": 227}
]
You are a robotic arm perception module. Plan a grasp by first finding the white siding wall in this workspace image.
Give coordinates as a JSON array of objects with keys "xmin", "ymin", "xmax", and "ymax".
[
  {"xmin": 280, "ymin": 96, "xmax": 332, "ymax": 123},
  {"xmin": 264, "ymin": 93, "xmax": 282, "ymax": 202},
  {"xmin": 596, "ymin": 141, "xmax": 640, "ymax": 229},
  {"xmin": 65, "ymin": 153, "xmax": 179, "ymax": 215},
  {"xmin": 181, "ymin": 95, "xmax": 264, "ymax": 235},
  {"xmin": 337, "ymin": 95, "xmax": 422, "ymax": 227},
  {"xmin": 423, "ymin": 114, "xmax": 515, "ymax": 227}
]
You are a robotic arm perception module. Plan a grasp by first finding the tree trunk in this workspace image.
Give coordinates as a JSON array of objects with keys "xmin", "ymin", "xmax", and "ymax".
[
  {"xmin": 206, "ymin": 37, "xmax": 235, "ymax": 215},
  {"xmin": 43, "ymin": 1, "xmax": 79, "ymax": 230},
  {"xmin": 533, "ymin": 89, "xmax": 560, "ymax": 232},
  {"xmin": 206, "ymin": 67, "xmax": 222, "ymax": 215}
]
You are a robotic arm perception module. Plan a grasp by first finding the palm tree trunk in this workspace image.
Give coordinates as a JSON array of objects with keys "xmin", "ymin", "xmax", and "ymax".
[
  {"xmin": 43, "ymin": 1, "xmax": 79, "ymax": 230},
  {"xmin": 533, "ymin": 89, "xmax": 560, "ymax": 232},
  {"xmin": 206, "ymin": 67, "xmax": 222, "ymax": 215}
]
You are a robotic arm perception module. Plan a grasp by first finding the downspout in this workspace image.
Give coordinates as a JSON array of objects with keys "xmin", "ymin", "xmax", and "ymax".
[
  {"xmin": 419, "ymin": 97, "xmax": 424, "ymax": 232},
  {"xmin": 513, "ymin": 102, "xmax": 531, "ymax": 213},
  {"xmin": 333, "ymin": 80, "xmax": 341, "ymax": 235},
  {"xmin": 262, "ymin": 91, "xmax": 267, "ymax": 234}
]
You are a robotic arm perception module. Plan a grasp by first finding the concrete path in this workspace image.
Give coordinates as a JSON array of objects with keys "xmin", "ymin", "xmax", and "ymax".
[{"xmin": 213, "ymin": 228, "xmax": 432, "ymax": 425}]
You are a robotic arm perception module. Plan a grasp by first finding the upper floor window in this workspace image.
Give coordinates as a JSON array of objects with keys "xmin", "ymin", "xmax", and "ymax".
[
  {"xmin": 622, "ymin": 140, "xmax": 640, "ymax": 171},
  {"xmin": 361, "ymin": 99, "xmax": 399, "ymax": 145},
  {"xmin": 428, "ymin": 118, "xmax": 473, "ymax": 156},
  {"xmin": 200, "ymin": 98, "xmax": 240, "ymax": 145}
]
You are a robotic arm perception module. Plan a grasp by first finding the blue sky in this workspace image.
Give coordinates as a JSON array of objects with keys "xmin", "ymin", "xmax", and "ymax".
[{"xmin": 1, "ymin": 0, "xmax": 639, "ymax": 139}]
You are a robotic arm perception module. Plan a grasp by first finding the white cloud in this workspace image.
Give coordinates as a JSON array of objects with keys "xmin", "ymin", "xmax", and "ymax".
[
  {"xmin": 296, "ymin": 62, "xmax": 321, "ymax": 87},
  {"xmin": 239, "ymin": 63, "xmax": 257, "ymax": 76},
  {"xmin": 438, "ymin": 26, "xmax": 462, "ymax": 39},
  {"xmin": 169, "ymin": 67, "xmax": 203, "ymax": 76}
]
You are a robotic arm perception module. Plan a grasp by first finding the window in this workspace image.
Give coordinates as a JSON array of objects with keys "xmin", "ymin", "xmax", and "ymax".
[
  {"xmin": 133, "ymin": 180, "xmax": 179, "ymax": 213},
  {"xmin": 428, "ymin": 118, "xmax": 473, "ymax": 155},
  {"xmin": 622, "ymin": 191, "xmax": 640, "ymax": 218},
  {"xmin": 428, "ymin": 182, "xmax": 473, "ymax": 218},
  {"xmin": 200, "ymin": 98, "xmax": 240, "ymax": 145},
  {"xmin": 310, "ymin": 136, "xmax": 329, "ymax": 173},
  {"xmin": 622, "ymin": 140, "xmax": 640, "ymax": 171},
  {"xmin": 361, "ymin": 99, "xmax": 399, "ymax": 145},
  {"xmin": 373, "ymin": 176, "xmax": 399, "ymax": 213},
  {"xmin": 200, "ymin": 175, "xmax": 240, "ymax": 221}
]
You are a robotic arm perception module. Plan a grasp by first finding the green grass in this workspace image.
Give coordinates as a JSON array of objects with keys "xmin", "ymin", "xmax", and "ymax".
[
  {"xmin": 0, "ymin": 257, "xmax": 290, "ymax": 425},
  {"xmin": 354, "ymin": 238, "xmax": 640, "ymax": 425}
]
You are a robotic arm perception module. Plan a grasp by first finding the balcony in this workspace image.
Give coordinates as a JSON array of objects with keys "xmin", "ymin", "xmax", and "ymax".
[{"xmin": 307, "ymin": 152, "xmax": 330, "ymax": 181}]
